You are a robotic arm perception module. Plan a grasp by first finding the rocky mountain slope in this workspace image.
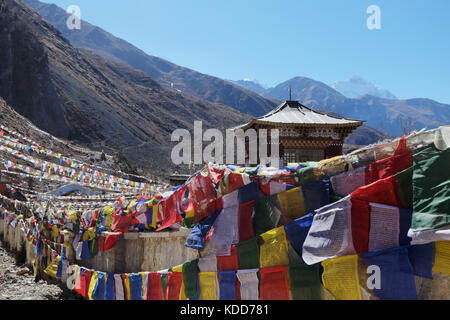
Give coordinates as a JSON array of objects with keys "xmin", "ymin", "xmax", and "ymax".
[
  {"xmin": 229, "ymin": 79, "xmax": 267, "ymax": 95},
  {"xmin": 23, "ymin": 0, "xmax": 392, "ymax": 147},
  {"xmin": 24, "ymin": 0, "xmax": 277, "ymax": 117},
  {"xmin": 0, "ymin": 0, "xmax": 251, "ymax": 176}
]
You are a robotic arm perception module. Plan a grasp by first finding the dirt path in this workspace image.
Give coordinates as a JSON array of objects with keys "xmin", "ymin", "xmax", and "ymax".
[{"xmin": 0, "ymin": 240, "xmax": 80, "ymax": 300}]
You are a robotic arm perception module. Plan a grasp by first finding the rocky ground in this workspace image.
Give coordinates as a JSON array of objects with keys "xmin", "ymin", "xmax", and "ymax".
[{"xmin": 0, "ymin": 240, "xmax": 81, "ymax": 300}]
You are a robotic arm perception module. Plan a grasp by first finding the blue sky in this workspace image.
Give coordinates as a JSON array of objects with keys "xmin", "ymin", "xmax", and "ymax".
[{"xmin": 41, "ymin": 0, "xmax": 450, "ymax": 104}]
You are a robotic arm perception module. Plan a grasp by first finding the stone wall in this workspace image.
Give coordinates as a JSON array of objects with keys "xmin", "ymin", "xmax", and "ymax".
[{"xmin": 66, "ymin": 229, "xmax": 200, "ymax": 274}]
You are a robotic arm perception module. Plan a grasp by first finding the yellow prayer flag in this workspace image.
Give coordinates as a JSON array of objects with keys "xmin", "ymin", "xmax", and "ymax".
[
  {"xmin": 88, "ymin": 271, "xmax": 99, "ymax": 300},
  {"xmin": 232, "ymin": 168, "xmax": 246, "ymax": 174},
  {"xmin": 151, "ymin": 204, "xmax": 158, "ymax": 228},
  {"xmin": 179, "ymin": 279, "xmax": 188, "ymax": 300},
  {"xmin": 123, "ymin": 275, "xmax": 131, "ymax": 300},
  {"xmin": 172, "ymin": 264, "xmax": 183, "ymax": 273},
  {"xmin": 277, "ymin": 187, "xmax": 306, "ymax": 220},
  {"xmin": 139, "ymin": 272, "xmax": 147, "ymax": 300},
  {"xmin": 321, "ymin": 255, "xmax": 362, "ymax": 300},
  {"xmin": 44, "ymin": 255, "xmax": 60, "ymax": 279},
  {"xmin": 259, "ymin": 226, "xmax": 289, "ymax": 268},
  {"xmin": 433, "ymin": 241, "xmax": 450, "ymax": 275},
  {"xmin": 198, "ymin": 272, "xmax": 217, "ymax": 300}
]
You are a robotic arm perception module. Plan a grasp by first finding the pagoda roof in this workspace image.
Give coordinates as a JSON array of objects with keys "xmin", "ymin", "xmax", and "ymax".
[{"xmin": 231, "ymin": 100, "xmax": 364, "ymax": 131}]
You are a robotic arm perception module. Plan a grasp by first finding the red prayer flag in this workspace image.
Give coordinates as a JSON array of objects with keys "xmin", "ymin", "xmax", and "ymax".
[
  {"xmin": 74, "ymin": 268, "xmax": 91, "ymax": 298},
  {"xmin": 88, "ymin": 209, "xmax": 100, "ymax": 229},
  {"xmin": 111, "ymin": 208, "xmax": 133, "ymax": 233},
  {"xmin": 218, "ymin": 245, "xmax": 239, "ymax": 271},
  {"xmin": 189, "ymin": 173, "xmax": 217, "ymax": 223},
  {"xmin": 165, "ymin": 272, "xmax": 183, "ymax": 300},
  {"xmin": 238, "ymin": 200, "xmax": 256, "ymax": 242},
  {"xmin": 227, "ymin": 173, "xmax": 246, "ymax": 194},
  {"xmin": 368, "ymin": 152, "xmax": 412, "ymax": 184},
  {"xmin": 351, "ymin": 175, "xmax": 401, "ymax": 207},
  {"xmin": 208, "ymin": 165, "xmax": 226, "ymax": 184},
  {"xmin": 146, "ymin": 273, "xmax": 163, "ymax": 300},
  {"xmin": 156, "ymin": 194, "xmax": 183, "ymax": 231},
  {"xmin": 259, "ymin": 266, "xmax": 291, "ymax": 300},
  {"xmin": 98, "ymin": 235, "xmax": 105, "ymax": 253},
  {"xmin": 350, "ymin": 198, "xmax": 370, "ymax": 254},
  {"xmin": 104, "ymin": 232, "xmax": 122, "ymax": 251}
]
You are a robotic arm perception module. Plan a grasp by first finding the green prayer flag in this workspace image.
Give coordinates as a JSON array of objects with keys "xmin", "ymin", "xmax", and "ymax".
[
  {"xmin": 412, "ymin": 144, "xmax": 450, "ymax": 231},
  {"xmin": 182, "ymin": 259, "xmax": 199, "ymax": 299},
  {"xmin": 288, "ymin": 263, "xmax": 321, "ymax": 300},
  {"xmin": 161, "ymin": 272, "xmax": 168, "ymax": 300},
  {"xmin": 395, "ymin": 166, "xmax": 413, "ymax": 210},
  {"xmin": 237, "ymin": 237, "xmax": 260, "ymax": 269},
  {"xmin": 252, "ymin": 195, "xmax": 277, "ymax": 236}
]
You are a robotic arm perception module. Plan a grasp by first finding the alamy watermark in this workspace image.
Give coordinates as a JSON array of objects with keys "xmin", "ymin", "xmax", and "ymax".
[
  {"xmin": 171, "ymin": 121, "xmax": 281, "ymax": 167},
  {"xmin": 366, "ymin": 265, "xmax": 381, "ymax": 290},
  {"xmin": 367, "ymin": 5, "xmax": 381, "ymax": 30},
  {"xmin": 66, "ymin": 5, "xmax": 81, "ymax": 30}
]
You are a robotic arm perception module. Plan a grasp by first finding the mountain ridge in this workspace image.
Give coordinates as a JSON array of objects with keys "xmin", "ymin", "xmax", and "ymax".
[
  {"xmin": 331, "ymin": 76, "xmax": 397, "ymax": 100},
  {"xmin": 23, "ymin": 0, "xmax": 277, "ymax": 117},
  {"xmin": 0, "ymin": 0, "xmax": 252, "ymax": 176},
  {"xmin": 261, "ymin": 77, "xmax": 450, "ymax": 137}
]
